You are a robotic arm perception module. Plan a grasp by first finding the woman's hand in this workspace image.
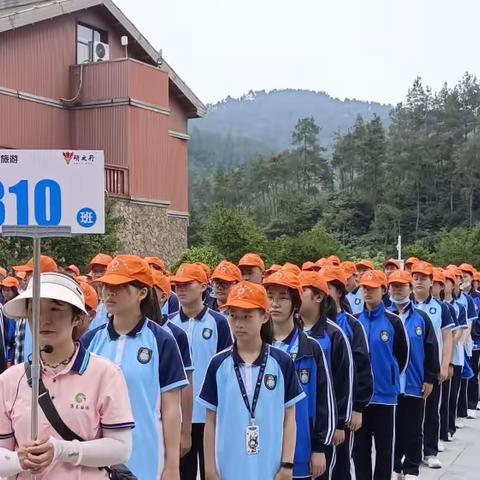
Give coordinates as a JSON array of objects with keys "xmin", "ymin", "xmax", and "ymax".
[
  {"xmin": 161, "ymin": 465, "xmax": 180, "ymax": 480},
  {"xmin": 17, "ymin": 441, "xmax": 36, "ymax": 471},
  {"xmin": 310, "ymin": 452, "xmax": 326, "ymax": 478},
  {"xmin": 349, "ymin": 411, "xmax": 363, "ymax": 432},
  {"xmin": 274, "ymin": 467, "xmax": 292, "ymax": 480},
  {"xmin": 20, "ymin": 439, "xmax": 54, "ymax": 473},
  {"xmin": 333, "ymin": 429, "xmax": 345, "ymax": 446},
  {"xmin": 180, "ymin": 429, "xmax": 192, "ymax": 458}
]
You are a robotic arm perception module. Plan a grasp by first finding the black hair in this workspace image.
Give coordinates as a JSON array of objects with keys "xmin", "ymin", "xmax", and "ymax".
[
  {"xmin": 329, "ymin": 280, "xmax": 352, "ymax": 314},
  {"xmin": 129, "ymin": 281, "xmax": 163, "ymax": 326},
  {"xmin": 261, "ymin": 318, "xmax": 274, "ymax": 344}
]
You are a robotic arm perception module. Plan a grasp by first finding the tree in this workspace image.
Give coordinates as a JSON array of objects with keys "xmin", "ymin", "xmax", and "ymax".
[{"xmin": 203, "ymin": 207, "xmax": 268, "ymax": 262}]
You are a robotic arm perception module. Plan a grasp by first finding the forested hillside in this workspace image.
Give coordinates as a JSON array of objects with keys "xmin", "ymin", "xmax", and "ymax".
[{"xmin": 187, "ymin": 74, "xmax": 480, "ymax": 266}]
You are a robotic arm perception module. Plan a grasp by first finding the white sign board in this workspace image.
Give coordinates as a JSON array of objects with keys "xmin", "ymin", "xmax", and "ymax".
[{"xmin": 0, "ymin": 150, "xmax": 105, "ymax": 234}]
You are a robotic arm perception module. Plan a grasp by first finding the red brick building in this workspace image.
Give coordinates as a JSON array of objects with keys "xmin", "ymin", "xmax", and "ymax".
[{"xmin": 0, "ymin": 0, "xmax": 205, "ymax": 260}]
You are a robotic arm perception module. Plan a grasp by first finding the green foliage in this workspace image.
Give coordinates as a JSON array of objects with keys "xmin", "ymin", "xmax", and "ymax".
[
  {"xmin": 203, "ymin": 207, "xmax": 268, "ymax": 263},
  {"xmin": 267, "ymin": 225, "xmax": 345, "ymax": 266},
  {"xmin": 431, "ymin": 227, "xmax": 480, "ymax": 267},
  {"xmin": 170, "ymin": 245, "xmax": 224, "ymax": 273},
  {"xmin": 0, "ymin": 198, "xmax": 123, "ymax": 271},
  {"xmin": 189, "ymin": 73, "xmax": 480, "ymax": 265}
]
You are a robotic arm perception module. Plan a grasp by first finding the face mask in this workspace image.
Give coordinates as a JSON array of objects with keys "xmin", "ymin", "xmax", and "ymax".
[
  {"xmin": 390, "ymin": 295, "xmax": 410, "ymax": 306},
  {"xmin": 460, "ymin": 281, "xmax": 471, "ymax": 291}
]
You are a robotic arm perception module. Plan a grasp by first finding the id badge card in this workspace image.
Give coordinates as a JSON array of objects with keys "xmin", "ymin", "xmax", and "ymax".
[{"xmin": 246, "ymin": 424, "xmax": 260, "ymax": 455}]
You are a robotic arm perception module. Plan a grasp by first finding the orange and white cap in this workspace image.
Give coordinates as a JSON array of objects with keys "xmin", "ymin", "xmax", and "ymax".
[
  {"xmin": 356, "ymin": 259, "xmax": 374, "ymax": 271},
  {"xmin": 321, "ymin": 266, "xmax": 348, "ymax": 287},
  {"xmin": 95, "ymin": 255, "xmax": 154, "ymax": 287},
  {"xmin": 170, "ymin": 263, "xmax": 208, "ymax": 284},
  {"xmin": 151, "ymin": 270, "xmax": 171, "ymax": 298},
  {"xmin": 222, "ymin": 281, "xmax": 268, "ymax": 311},
  {"xmin": 299, "ymin": 271, "xmax": 329, "ymax": 296},
  {"xmin": 238, "ymin": 253, "xmax": 265, "ymax": 271},
  {"xmin": 411, "ymin": 261, "xmax": 434, "ymax": 277},
  {"xmin": 0, "ymin": 276, "xmax": 20, "ymax": 290},
  {"xmin": 88, "ymin": 253, "xmax": 112, "ymax": 268},
  {"xmin": 387, "ymin": 270, "xmax": 412, "ymax": 285},
  {"xmin": 211, "ymin": 261, "xmax": 242, "ymax": 283},
  {"xmin": 263, "ymin": 270, "xmax": 303, "ymax": 299},
  {"xmin": 78, "ymin": 281, "xmax": 99, "ymax": 312},
  {"xmin": 359, "ymin": 270, "xmax": 387, "ymax": 289},
  {"xmin": 14, "ymin": 255, "xmax": 58, "ymax": 274}
]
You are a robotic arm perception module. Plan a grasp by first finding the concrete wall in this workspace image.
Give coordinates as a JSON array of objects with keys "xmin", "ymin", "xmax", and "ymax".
[{"xmin": 112, "ymin": 199, "xmax": 187, "ymax": 263}]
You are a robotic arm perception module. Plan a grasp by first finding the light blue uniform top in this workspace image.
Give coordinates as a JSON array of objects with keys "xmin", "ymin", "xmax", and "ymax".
[
  {"xmin": 169, "ymin": 306, "xmax": 232, "ymax": 423},
  {"xmin": 347, "ymin": 287, "xmax": 364, "ymax": 315},
  {"xmin": 198, "ymin": 344, "xmax": 306, "ymax": 480},
  {"xmin": 89, "ymin": 301, "xmax": 109, "ymax": 330},
  {"xmin": 81, "ymin": 317, "xmax": 188, "ymax": 480}
]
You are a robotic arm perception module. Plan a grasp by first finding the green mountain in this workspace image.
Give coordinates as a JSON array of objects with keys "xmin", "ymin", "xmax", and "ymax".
[{"xmin": 189, "ymin": 89, "xmax": 392, "ymax": 169}]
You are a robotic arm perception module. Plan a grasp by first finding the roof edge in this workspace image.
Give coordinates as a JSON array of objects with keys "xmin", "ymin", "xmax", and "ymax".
[{"xmin": 0, "ymin": 0, "xmax": 205, "ymax": 117}]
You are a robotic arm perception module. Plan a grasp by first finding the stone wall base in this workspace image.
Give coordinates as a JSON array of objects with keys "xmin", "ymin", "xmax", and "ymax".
[{"xmin": 112, "ymin": 199, "xmax": 188, "ymax": 263}]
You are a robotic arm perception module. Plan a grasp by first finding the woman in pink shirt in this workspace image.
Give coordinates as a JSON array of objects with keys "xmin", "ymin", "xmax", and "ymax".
[{"xmin": 0, "ymin": 272, "xmax": 134, "ymax": 479}]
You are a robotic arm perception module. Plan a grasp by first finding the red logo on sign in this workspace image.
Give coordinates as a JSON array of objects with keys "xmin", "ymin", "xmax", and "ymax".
[{"xmin": 63, "ymin": 152, "xmax": 74, "ymax": 165}]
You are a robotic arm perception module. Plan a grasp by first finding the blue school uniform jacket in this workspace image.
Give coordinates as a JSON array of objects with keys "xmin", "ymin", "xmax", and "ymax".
[
  {"xmin": 355, "ymin": 303, "xmax": 409, "ymax": 405},
  {"xmin": 273, "ymin": 328, "xmax": 336, "ymax": 477},
  {"xmin": 335, "ymin": 311, "xmax": 373, "ymax": 412},
  {"xmin": 305, "ymin": 318, "xmax": 354, "ymax": 428},
  {"xmin": 389, "ymin": 302, "xmax": 440, "ymax": 397}
]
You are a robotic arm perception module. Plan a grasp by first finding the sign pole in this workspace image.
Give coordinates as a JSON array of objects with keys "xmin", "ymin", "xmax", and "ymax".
[{"xmin": 30, "ymin": 237, "xmax": 41, "ymax": 446}]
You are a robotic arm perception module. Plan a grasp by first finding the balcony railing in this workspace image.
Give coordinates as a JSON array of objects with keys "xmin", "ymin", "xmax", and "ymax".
[{"xmin": 105, "ymin": 164, "xmax": 129, "ymax": 198}]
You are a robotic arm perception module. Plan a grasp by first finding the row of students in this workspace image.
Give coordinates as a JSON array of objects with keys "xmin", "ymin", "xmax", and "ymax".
[{"xmin": 1, "ymin": 252, "xmax": 479, "ymax": 480}]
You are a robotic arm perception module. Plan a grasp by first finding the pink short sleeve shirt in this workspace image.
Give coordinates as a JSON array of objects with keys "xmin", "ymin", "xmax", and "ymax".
[{"xmin": 0, "ymin": 344, "xmax": 134, "ymax": 479}]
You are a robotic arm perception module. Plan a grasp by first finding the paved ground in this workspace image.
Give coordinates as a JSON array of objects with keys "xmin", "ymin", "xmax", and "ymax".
[{"xmin": 419, "ymin": 415, "xmax": 480, "ymax": 479}]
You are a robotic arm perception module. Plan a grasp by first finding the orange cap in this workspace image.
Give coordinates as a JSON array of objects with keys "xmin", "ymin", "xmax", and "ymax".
[
  {"xmin": 65, "ymin": 264, "xmax": 80, "ymax": 277},
  {"xmin": 459, "ymin": 263, "xmax": 476, "ymax": 276},
  {"xmin": 0, "ymin": 267, "xmax": 6, "ymax": 278},
  {"xmin": 411, "ymin": 261, "xmax": 434, "ymax": 277},
  {"xmin": 359, "ymin": 270, "xmax": 387, "ymax": 288},
  {"xmin": 387, "ymin": 270, "xmax": 412, "ymax": 285},
  {"xmin": 302, "ymin": 261, "xmax": 317, "ymax": 271},
  {"xmin": 95, "ymin": 255, "xmax": 154, "ymax": 287},
  {"xmin": 14, "ymin": 255, "xmax": 58, "ymax": 273},
  {"xmin": 151, "ymin": 270, "xmax": 171, "ymax": 298},
  {"xmin": 76, "ymin": 275, "xmax": 88, "ymax": 283},
  {"xmin": 88, "ymin": 253, "xmax": 112, "ymax": 268},
  {"xmin": 281, "ymin": 263, "xmax": 302, "ymax": 276},
  {"xmin": 299, "ymin": 271, "xmax": 329, "ymax": 296},
  {"xmin": 356, "ymin": 259, "xmax": 374, "ymax": 271},
  {"xmin": 315, "ymin": 258, "xmax": 333, "ymax": 269},
  {"xmin": 446, "ymin": 265, "xmax": 463, "ymax": 278},
  {"xmin": 383, "ymin": 258, "xmax": 401, "ymax": 269},
  {"xmin": 222, "ymin": 280, "xmax": 268, "ymax": 311},
  {"xmin": 405, "ymin": 257, "xmax": 419, "ymax": 266},
  {"xmin": 474, "ymin": 271, "xmax": 480, "ymax": 282},
  {"xmin": 263, "ymin": 270, "xmax": 304, "ymax": 299},
  {"xmin": 238, "ymin": 253, "xmax": 265, "ymax": 271},
  {"xmin": 211, "ymin": 261, "xmax": 242, "ymax": 283},
  {"xmin": 15, "ymin": 271, "xmax": 26, "ymax": 280},
  {"xmin": 443, "ymin": 269, "xmax": 457, "ymax": 283},
  {"xmin": 170, "ymin": 263, "xmax": 208, "ymax": 284},
  {"xmin": 145, "ymin": 256, "xmax": 166, "ymax": 272},
  {"xmin": 1, "ymin": 276, "xmax": 20, "ymax": 289},
  {"xmin": 78, "ymin": 281, "xmax": 99, "ymax": 311},
  {"xmin": 340, "ymin": 261, "xmax": 357, "ymax": 278},
  {"xmin": 321, "ymin": 266, "xmax": 348, "ymax": 287},
  {"xmin": 328, "ymin": 255, "xmax": 341, "ymax": 266},
  {"xmin": 265, "ymin": 264, "xmax": 282, "ymax": 277},
  {"xmin": 195, "ymin": 262, "xmax": 211, "ymax": 280},
  {"xmin": 432, "ymin": 268, "xmax": 446, "ymax": 284}
]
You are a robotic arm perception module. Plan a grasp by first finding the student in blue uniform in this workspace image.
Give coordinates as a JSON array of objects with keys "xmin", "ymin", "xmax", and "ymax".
[
  {"xmin": 199, "ymin": 281, "xmax": 305, "ymax": 480},
  {"xmin": 342, "ymin": 261, "xmax": 364, "ymax": 316},
  {"xmin": 207, "ymin": 261, "xmax": 242, "ymax": 312},
  {"xmin": 299, "ymin": 271, "xmax": 354, "ymax": 480},
  {"xmin": 388, "ymin": 270, "xmax": 440, "ymax": 480},
  {"xmin": 151, "ymin": 269, "xmax": 195, "ymax": 460},
  {"xmin": 411, "ymin": 261, "xmax": 454, "ymax": 469},
  {"xmin": 169, "ymin": 263, "xmax": 233, "ymax": 480},
  {"xmin": 81, "ymin": 255, "xmax": 188, "ymax": 480},
  {"xmin": 265, "ymin": 270, "xmax": 336, "ymax": 479},
  {"xmin": 352, "ymin": 270, "xmax": 409, "ymax": 480},
  {"xmin": 321, "ymin": 266, "xmax": 373, "ymax": 480},
  {"xmin": 442, "ymin": 271, "xmax": 468, "ymax": 439}
]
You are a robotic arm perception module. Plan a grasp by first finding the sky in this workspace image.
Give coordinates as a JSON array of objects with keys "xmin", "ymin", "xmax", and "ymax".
[{"xmin": 115, "ymin": 0, "xmax": 480, "ymax": 106}]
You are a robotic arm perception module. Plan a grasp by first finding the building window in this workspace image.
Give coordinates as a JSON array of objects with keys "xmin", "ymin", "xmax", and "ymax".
[{"xmin": 76, "ymin": 23, "xmax": 108, "ymax": 63}]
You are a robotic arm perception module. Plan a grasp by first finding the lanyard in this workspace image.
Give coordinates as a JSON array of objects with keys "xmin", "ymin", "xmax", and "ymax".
[
  {"xmin": 233, "ymin": 345, "xmax": 269, "ymax": 424},
  {"xmin": 286, "ymin": 328, "xmax": 299, "ymax": 354}
]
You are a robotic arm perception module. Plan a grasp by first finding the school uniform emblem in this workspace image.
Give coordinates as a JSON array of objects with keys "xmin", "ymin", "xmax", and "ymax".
[
  {"xmin": 264, "ymin": 374, "xmax": 277, "ymax": 390},
  {"xmin": 355, "ymin": 298, "xmax": 361, "ymax": 305},
  {"xmin": 429, "ymin": 307, "xmax": 437, "ymax": 315},
  {"xmin": 202, "ymin": 328, "xmax": 213, "ymax": 340},
  {"xmin": 299, "ymin": 368, "xmax": 310, "ymax": 384},
  {"xmin": 415, "ymin": 325, "xmax": 423, "ymax": 336},
  {"xmin": 380, "ymin": 330, "xmax": 389, "ymax": 342},
  {"xmin": 137, "ymin": 347, "xmax": 152, "ymax": 364},
  {"xmin": 290, "ymin": 353, "xmax": 297, "ymax": 361}
]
